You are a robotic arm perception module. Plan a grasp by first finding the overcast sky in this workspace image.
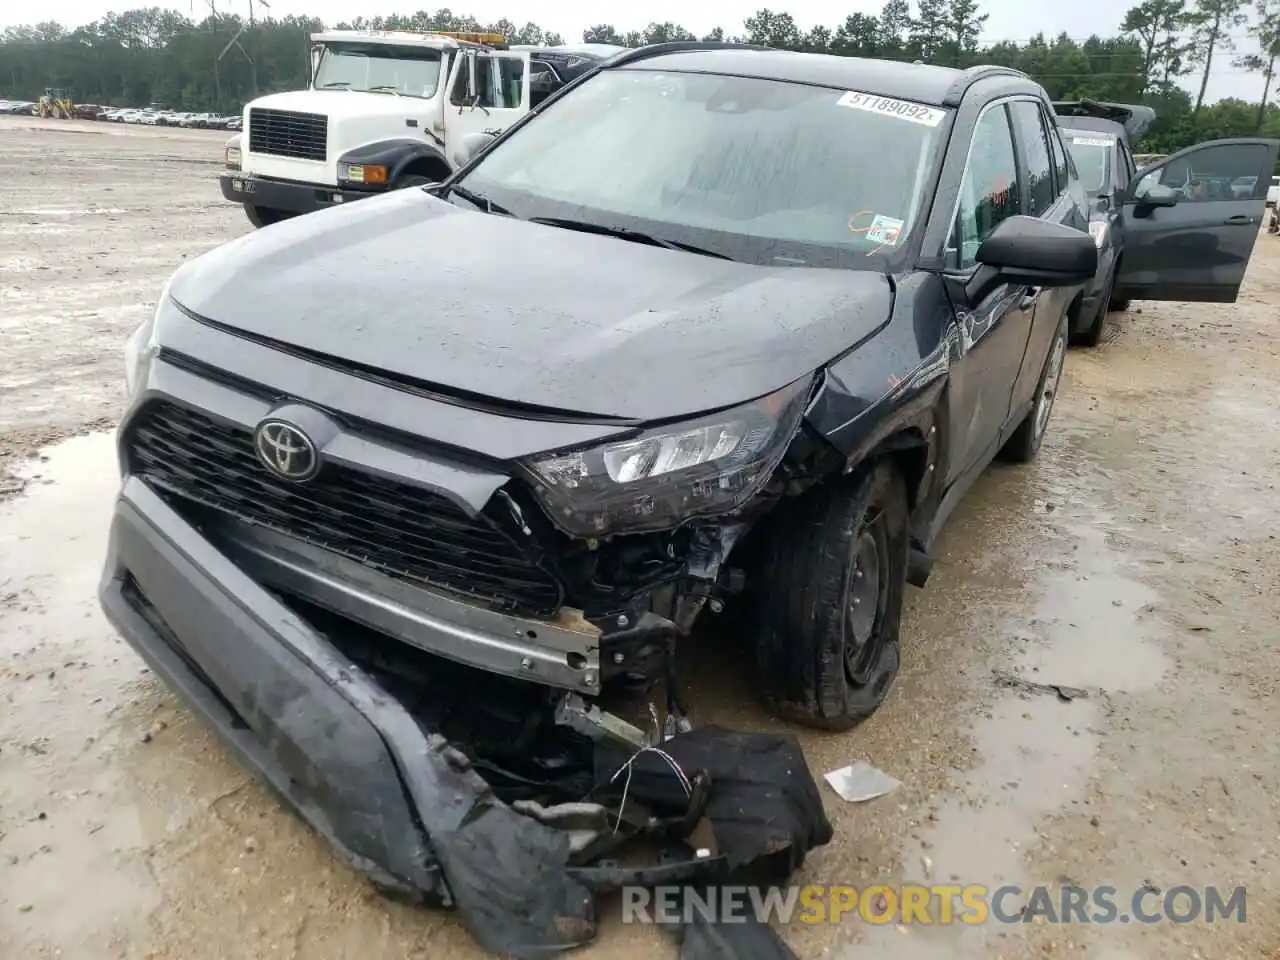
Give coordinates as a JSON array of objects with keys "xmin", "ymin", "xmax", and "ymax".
[{"xmin": 4, "ymin": 0, "xmax": 1270, "ymax": 102}]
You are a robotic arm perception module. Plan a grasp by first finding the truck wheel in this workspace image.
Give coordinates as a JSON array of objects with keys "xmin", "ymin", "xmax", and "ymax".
[
  {"xmin": 752, "ymin": 460, "xmax": 908, "ymax": 731},
  {"xmin": 1110, "ymin": 297, "xmax": 1131, "ymax": 312},
  {"xmin": 244, "ymin": 204, "xmax": 290, "ymax": 229},
  {"xmin": 999, "ymin": 314, "xmax": 1067, "ymax": 463}
]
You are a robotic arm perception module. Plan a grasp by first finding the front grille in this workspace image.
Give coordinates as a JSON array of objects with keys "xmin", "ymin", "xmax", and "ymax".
[
  {"xmin": 125, "ymin": 400, "xmax": 563, "ymax": 615},
  {"xmin": 247, "ymin": 108, "xmax": 327, "ymax": 162}
]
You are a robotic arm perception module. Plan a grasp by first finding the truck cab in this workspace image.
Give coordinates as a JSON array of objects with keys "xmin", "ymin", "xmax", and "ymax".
[{"xmin": 221, "ymin": 30, "xmax": 557, "ymax": 228}]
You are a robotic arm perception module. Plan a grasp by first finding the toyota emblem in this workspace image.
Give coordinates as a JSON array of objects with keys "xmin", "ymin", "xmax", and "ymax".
[{"xmin": 254, "ymin": 419, "xmax": 320, "ymax": 481}]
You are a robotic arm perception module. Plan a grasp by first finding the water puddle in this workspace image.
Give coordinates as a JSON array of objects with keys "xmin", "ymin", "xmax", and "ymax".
[{"xmin": 844, "ymin": 496, "xmax": 1170, "ymax": 958}]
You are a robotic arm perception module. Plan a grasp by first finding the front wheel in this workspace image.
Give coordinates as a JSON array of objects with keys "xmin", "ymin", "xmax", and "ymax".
[
  {"xmin": 751, "ymin": 460, "xmax": 908, "ymax": 730},
  {"xmin": 243, "ymin": 204, "xmax": 291, "ymax": 229},
  {"xmin": 999, "ymin": 315, "xmax": 1067, "ymax": 463}
]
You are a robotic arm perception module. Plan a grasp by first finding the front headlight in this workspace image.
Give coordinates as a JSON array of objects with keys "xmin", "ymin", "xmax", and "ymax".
[
  {"xmin": 1088, "ymin": 221, "xmax": 1108, "ymax": 248},
  {"xmin": 224, "ymin": 136, "xmax": 241, "ymax": 169},
  {"xmin": 520, "ymin": 377, "xmax": 812, "ymax": 538},
  {"xmin": 124, "ymin": 283, "xmax": 167, "ymax": 397}
]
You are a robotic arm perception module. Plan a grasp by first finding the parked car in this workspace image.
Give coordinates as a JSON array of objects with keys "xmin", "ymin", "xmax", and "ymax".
[
  {"xmin": 1267, "ymin": 175, "xmax": 1279, "ymax": 207},
  {"xmin": 105, "ymin": 45, "xmax": 1125, "ymax": 929},
  {"xmin": 1054, "ymin": 99, "xmax": 1278, "ymax": 345}
]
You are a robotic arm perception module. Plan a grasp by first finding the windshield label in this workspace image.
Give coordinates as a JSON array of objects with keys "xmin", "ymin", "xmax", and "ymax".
[
  {"xmin": 836, "ymin": 91, "xmax": 945, "ymax": 127},
  {"xmin": 866, "ymin": 214, "xmax": 905, "ymax": 245},
  {"xmin": 1071, "ymin": 136, "xmax": 1115, "ymax": 147}
]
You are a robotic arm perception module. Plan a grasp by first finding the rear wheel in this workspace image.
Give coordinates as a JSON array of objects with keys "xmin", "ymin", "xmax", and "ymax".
[
  {"xmin": 999, "ymin": 314, "xmax": 1067, "ymax": 463},
  {"xmin": 752, "ymin": 460, "xmax": 908, "ymax": 730},
  {"xmin": 244, "ymin": 204, "xmax": 291, "ymax": 229},
  {"xmin": 1111, "ymin": 297, "xmax": 1131, "ymax": 312}
]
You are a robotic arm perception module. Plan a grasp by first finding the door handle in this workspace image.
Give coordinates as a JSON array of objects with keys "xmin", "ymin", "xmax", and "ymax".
[
  {"xmin": 1020, "ymin": 286, "xmax": 1042, "ymax": 309},
  {"xmin": 1223, "ymin": 215, "xmax": 1254, "ymax": 225}
]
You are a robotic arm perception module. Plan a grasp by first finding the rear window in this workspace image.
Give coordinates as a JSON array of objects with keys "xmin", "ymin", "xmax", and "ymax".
[{"xmin": 1065, "ymin": 134, "xmax": 1116, "ymax": 194}]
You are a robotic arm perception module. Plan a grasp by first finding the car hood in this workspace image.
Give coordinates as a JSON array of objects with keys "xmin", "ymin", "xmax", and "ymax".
[{"xmin": 169, "ymin": 190, "xmax": 893, "ymax": 422}]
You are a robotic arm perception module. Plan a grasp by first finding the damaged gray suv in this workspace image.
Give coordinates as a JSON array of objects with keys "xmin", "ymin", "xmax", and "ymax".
[{"xmin": 101, "ymin": 42, "xmax": 1101, "ymax": 953}]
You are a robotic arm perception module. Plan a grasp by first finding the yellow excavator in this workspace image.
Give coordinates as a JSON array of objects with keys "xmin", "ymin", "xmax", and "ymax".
[{"xmin": 37, "ymin": 88, "xmax": 75, "ymax": 119}]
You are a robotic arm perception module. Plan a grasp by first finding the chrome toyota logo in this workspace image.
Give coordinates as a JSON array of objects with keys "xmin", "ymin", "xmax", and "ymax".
[{"xmin": 254, "ymin": 419, "xmax": 319, "ymax": 481}]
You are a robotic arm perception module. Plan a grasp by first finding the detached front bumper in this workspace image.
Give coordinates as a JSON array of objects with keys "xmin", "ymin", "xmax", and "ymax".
[
  {"xmin": 219, "ymin": 172, "xmax": 380, "ymax": 214},
  {"xmin": 99, "ymin": 477, "xmax": 598, "ymax": 954}
]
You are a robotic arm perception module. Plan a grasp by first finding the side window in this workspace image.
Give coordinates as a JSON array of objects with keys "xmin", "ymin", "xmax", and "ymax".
[
  {"xmin": 449, "ymin": 53, "xmax": 472, "ymax": 106},
  {"xmin": 496, "ymin": 56, "xmax": 525, "ymax": 109},
  {"xmin": 1046, "ymin": 115, "xmax": 1071, "ymax": 192},
  {"xmin": 530, "ymin": 59, "xmax": 559, "ymax": 107},
  {"xmin": 949, "ymin": 104, "xmax": 1022, "ymax": 270},
  {"xmin": 1151, "ymin": 143, "xmax": 1271, "ymax": 202},
  {"xmin": 1118, "ymin": 140, "xmax": 1136, "ymax": 185},
  {"xmin": 1009, "ymin": 100, "xmax": 1056, "ymax": 216}
]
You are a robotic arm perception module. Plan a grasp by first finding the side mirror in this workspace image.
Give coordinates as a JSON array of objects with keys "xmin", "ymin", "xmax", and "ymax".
[
  {"xmin": 452, "ymin": 131, "xmax": 497, "ymax": 168},
  {"xmin": 1133, "ymin": 182, "xmax": 1179, "ymax": 209},
  {"xmin": 969, "ymin": 215, "xmax": 1097, "ymax": 298}
]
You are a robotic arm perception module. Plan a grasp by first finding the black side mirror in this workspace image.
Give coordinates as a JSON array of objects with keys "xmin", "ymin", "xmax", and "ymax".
[
  {"xmin": 451, "ymin": 131, "xmax": 497, "ymax": 169},
  {"xmin": 968, "ymin": 216, "xmax": 1097, "ymax": 301},
  {"xmin": 1132, "ymin": 182, "xmax": 1179, "ymax": 213}
]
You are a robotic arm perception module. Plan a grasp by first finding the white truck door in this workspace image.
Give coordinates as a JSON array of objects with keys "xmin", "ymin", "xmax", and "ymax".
[{"xmin": 444, "ymin": 50, "xmax": 531, "ymax": 168}]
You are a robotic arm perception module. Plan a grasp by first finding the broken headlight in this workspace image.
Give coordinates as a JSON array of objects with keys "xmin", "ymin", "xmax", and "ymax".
[{"xmin": 521, "ymin": 377, "xmax": 812, "ymax": 537}]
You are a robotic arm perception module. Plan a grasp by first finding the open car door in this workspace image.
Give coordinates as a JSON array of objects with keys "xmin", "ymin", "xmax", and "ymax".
[{"xmin": 1116, "ymin": 138, "xmax": 1280, "ymax": 303}]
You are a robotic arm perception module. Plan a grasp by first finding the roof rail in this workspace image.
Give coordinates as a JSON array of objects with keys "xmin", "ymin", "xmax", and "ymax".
[
  {"xmin": 941, "ymin": 64, "xmax": 1031, "ymax": 106},
  {"xmin": 603, "ymin": 40, "xmax": 770, "ymax": 68}
]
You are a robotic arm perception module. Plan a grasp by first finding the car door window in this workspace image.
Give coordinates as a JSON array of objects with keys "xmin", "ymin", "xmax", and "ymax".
[
  {"xmin": 1046, "ymin": 116, "xmax": 1071, "ymax": 193},
  {"xmin": 1009, "ymin": 101, "xmax": 1056, "ymax": 216},
  {"xmin": 948, "ymin": 104, "xmax": 1022, "ymax": 270},
  {"xmin": 1148, "ymin": 143, "xmax": 1274, "ymax": 202}
]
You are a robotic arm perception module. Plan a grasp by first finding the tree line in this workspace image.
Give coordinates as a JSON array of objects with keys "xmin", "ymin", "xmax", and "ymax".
[{"xmin": 2, "ymin": 0, "xmax": 1279, "ymax": 153}]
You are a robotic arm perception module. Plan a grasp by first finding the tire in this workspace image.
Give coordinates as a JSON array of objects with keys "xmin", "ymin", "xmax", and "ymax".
[
  {"xmin": 998, "ymin": 314, "xmax": 1068, "ymax": 463},
  {"xmin": 1071, "ymin": 273, "xmax": 1112, "ymax": 348},
  {"xmin": 752, "ymin": 460, "xmax": 909, "ymax": 731},
  {"xmin": 244, "ymin": 204, "xmax": 290, "ymax": 229},
  {"xmin": 1111, "ymin": 297, "xmax": 1131, "ymax": 312}
]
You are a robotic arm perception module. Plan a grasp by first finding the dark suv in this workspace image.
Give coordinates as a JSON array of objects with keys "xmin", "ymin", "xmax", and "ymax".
[
  {"xmin": 104, "ymin": 45, "xmax": 1111, "ymax": 929},
  {"xmin": 1054, "ymin": 99, "xmax": 1278, "ymax": 345}
]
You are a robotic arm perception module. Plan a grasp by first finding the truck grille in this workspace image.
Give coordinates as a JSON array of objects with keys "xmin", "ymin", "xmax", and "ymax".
[
  {"xmin": 247, "ymin": 108, "xmax": 328, "ymax": 162},
  {"xmin": 124, "ymin": 400, "xmax": 563, "ymax": 616}
]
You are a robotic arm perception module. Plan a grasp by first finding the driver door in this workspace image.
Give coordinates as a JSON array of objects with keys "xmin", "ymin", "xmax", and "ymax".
[
  {"xmin": 1116, "ymin": 138, "xmax": 1279, "ymax": 303},
  {"xmin": 444, "ymin": 50, "xmax": 531, "ymax": 168}
]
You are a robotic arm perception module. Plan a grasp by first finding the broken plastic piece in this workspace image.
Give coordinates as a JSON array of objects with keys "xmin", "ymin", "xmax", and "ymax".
[{"xmin": 824, "ymin": 761, "xmax": 901, "ymax": 803}]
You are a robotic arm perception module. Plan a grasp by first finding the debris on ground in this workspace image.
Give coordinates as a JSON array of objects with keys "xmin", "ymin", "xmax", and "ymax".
[
  {"xmin": 992, "ymin": 670, "xmax": 1089, "ymax": 702},
  {"xmin": 823, "ymin": 761, "xmax": 901, "ymax": 803}
]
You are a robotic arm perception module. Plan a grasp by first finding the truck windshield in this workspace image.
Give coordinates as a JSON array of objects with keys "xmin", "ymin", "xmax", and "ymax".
[
  {"xmin": 1064, "ymin": 134, "xmax": 1114, "ymax": 195},
  {"xmin": 314, "ymin": 43, "xmax": 444, "ymax": 98},
  {"xmin": 457, "ymin": 68, "xmax": 950, "ymax": 268}
]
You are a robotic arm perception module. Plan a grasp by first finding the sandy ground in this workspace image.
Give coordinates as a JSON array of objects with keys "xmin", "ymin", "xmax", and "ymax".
[{"xmin": 1, "ymin": 117, "xmax": 1279, "ymax": 959}]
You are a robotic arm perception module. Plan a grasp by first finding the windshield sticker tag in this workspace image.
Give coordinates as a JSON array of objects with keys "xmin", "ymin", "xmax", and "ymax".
[
  {"xmin": 836, "ymin": 90, "xmax": 946, "ymax": 127},
  {"xmin": 1072, "ymin": 136, "xmax": 1115, "ymax": 147},
  {"xmin": 866, "ymin": 214, "xmax": 905, "ymax": 246}
]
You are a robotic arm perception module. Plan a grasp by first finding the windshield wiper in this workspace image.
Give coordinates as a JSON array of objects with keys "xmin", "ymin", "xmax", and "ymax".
[
  {"xmin": 318, "ymin": 81, "xmax": 351, "ymax": 89},
  {"xmin": 527, "ymin": 217, "xmax": 734, "ymax": 260},
  {"xmin": 366, "ymin": 85, "xmax": 402, "ymax": 96},
  {"xmin": 447, "ymin": 184, "xmax": 512, "ymax": 216}
]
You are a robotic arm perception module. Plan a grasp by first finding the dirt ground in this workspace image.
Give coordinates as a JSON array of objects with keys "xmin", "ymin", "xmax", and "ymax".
[{"xmin": 1, "ymin": 116, "xmax": 1278, "ymax": 959}]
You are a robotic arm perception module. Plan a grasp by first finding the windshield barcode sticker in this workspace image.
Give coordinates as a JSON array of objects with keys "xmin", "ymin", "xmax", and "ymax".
[
  {"xmin": 836, "ymin": 91, "xmax": 946, "ymax": 127},
  {"xmin": 866, "ymin": 214, "xmax": 905, "ymax": 245},
  {"xmin": 1072, "ymin": 136, "xmax": 1115, "ymax": 147}
]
